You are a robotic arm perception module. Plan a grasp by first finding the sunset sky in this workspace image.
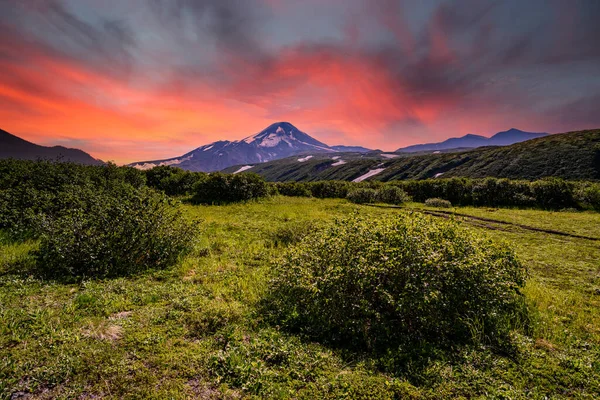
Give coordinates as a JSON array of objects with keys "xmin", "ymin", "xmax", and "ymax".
[{"xmin": 1, "ymin": 0, "xmax": 599, "ymax": 163}]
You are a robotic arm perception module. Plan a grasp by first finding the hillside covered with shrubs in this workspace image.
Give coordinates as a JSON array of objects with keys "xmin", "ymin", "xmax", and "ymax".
[{"xmin": 230, "ymin": 129, "xmax": 600, "ymax": 182}]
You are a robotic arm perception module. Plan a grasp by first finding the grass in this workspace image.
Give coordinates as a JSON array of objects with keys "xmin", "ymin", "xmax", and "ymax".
[
  {"xmin": 1, "ymin": 197, "xmax": 600, "ymax": 398},
  {"xmin": 416, "ymin": 204, "xmax": 600, "ymax": 238}
]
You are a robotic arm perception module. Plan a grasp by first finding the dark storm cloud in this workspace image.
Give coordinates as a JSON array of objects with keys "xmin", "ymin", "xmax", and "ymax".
[
  {"xmin": 148, "ymin": 0, "xmax": 266, "ymax": 58},
  {"xmin": 0, "ymin": 0, "xmax": 136, "ymax": 78}
]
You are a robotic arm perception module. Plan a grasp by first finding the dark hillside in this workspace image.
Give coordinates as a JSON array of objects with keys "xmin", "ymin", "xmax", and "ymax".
[
  {"xmin": 0, "ymin": 129, "xmax": 102, "ymax": 165},
  {"xmin": 230, "ymin": 129, "xmax": 600, "ymax": 182}
]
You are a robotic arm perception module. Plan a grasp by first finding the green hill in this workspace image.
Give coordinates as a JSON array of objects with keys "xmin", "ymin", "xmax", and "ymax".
[{"xmin": 223, "ymin": 129, "xmax": 600, "ymax": 181}]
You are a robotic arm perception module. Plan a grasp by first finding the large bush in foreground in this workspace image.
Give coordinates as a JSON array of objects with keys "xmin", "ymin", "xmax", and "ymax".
[
  {"xmin": 192, "ymin": 173, "xmax": 269, "ymax": 204},
  {"xmin": 35, "ymin": 185, "xmax": 197, "ymax": 279},
  {"xmin": 268, "ymin": 213, "xmax": 526, "ymax": 353}
]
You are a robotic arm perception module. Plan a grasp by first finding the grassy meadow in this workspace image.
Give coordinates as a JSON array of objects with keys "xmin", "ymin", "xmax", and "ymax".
[{"xmin": 1, "ymin": 196, "xmax": 599, "ymax": 399}]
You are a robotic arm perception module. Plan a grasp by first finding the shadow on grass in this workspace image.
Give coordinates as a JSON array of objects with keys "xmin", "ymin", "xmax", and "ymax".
[{"xmin": 254, "ymin": 291, "xmax": 533, "ymax": 385}]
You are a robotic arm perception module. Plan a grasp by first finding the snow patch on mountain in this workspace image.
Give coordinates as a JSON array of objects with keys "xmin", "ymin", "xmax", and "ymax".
[
  {"xmin": 233, "ymin": 165, "xmax": 253, "ymax": 174},
  {"xmin": 353, "ymin": 168, "xmax": 386, "ymax": 182},
  {"xmin": 331, "ymin": 159, "xmax": 346, "ymax": 166},
  {"xmin": 133, "ymin": 154, "xmax": 193, "ymax": 170},
  {"xmin": 298, "ymin": 155, "xmax": 313, "ymax": 162},
  {"xmin": 259, "ymin": 133, "xmax": 284, "ymax": 147}
]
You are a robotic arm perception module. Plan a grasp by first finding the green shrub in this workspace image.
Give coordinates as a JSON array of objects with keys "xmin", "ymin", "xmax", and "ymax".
[
  {"xmin": 0, "ymin": 160, "xmax": 154, "ymax": 238},
  {"xmin": 377, "ymin": 186, "xmax": 411, "ymax": 205},
  {"xmin": 192, "ymin": 173, "xmax": 269, "ymax": 204},
  {"xmin": 575, "ymin": 182, "xmax": 600, "ymax": 210},
  {"xmin": 34, "ymin": 185, "xmax": 198, "ymax": 279},
  {"xmin": 346, "ymin": 188, "xmax": 378, "ymax": 204},
  {"xmin": 274, "ymin": 182, "xmax": 312, "ymax": 197},
  {"xmin": 425, "ymin": 198, "xmax": 452, "ymax": 208},
  {"xmin": 267, "ymin": 213, "xmax": 526, "ymax": 354},
  {"xmin": 270, "ymin": 221, "xmax": 317, "ymax": 247},
  {"xmin": 307, "ymin": 181, "xmax": 350, "ymax": 199},
  {"xmin": 145, "ymin": 166, "xmax": 207, "ymax": 196},
  {"xmin": 530, "ymin": 178, "xmax": 576, "ymax": 210}
]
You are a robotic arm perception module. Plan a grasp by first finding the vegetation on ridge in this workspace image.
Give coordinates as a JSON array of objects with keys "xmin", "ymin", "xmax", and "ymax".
[{"xmin": 232, "ymin": 129, "xmax": 600, "ymax": 182}]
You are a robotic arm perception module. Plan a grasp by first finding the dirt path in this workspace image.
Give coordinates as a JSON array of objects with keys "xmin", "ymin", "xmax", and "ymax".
[{"xmin": 364, "ymin": 204, "xmax": 600, "ymax": 242}]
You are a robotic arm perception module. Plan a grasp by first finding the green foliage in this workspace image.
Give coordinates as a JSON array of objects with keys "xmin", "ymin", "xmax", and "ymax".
[
  {"xmin": 270, "ymin": 221, "xmax": 317, "ymax": 247},
  {"xmin": 306, "ymin": 181, "xmax": 351, "ymax": 198},
  {"xmin": 575, "ymin": 182, "xmax": 600, "ymax": 210},
  {"xmin": 346, "ymin": 188, "xmax": 378, "ymax": 204},
  {"xmin": 269, "ymin": 176, "xmax": 596, "ymax": 211},
  {"xmin": 425, "ymin": 198, "xmax": 452, "ymax": 208},
  {"xmin": 0, "ymin": 160, "xmax": 145, "ymax": 238},
  {"xmin": 2, "ymin": 197, "xmax": 600, "ymax": 398},
  {"xmin": 376, "ymin": 185, "xmax": 411, "ymax": 204},
  {"xmin": 530, "ymin": 178, "xmax": 577, "ymax": 209},
  {"xmin": 145, "ymin": 165, "xmax": 207, "ymax": 196},
  {"xmin": 267, "ymin": 213, "xmax": 527, "ymax": 356},
  {"xmin": 192, "ymin": 172, "xmax": 269, "ymax": 204},
  {"xmin": 274, "ymin": 182, "xmax": 312, "ymax": 197},
  {"xmin": 34, "ymin": 184, "xmax": 198, "ymax": 279}
]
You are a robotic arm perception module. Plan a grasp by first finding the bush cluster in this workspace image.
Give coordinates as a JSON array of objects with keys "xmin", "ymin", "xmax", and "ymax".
[
  {"xmin": 392, "ymin": 177, "xmax": 584, "ymax": 209},
  {"xmin": 346, "ymin": 186, "xmax": 411, "ymax": 205},
  {"xmin": 267, "ymin": 213, "xmax": 527, "ymax": 354},
  {"xmin": 272, "ymin": 176, "xmax": 600, "ymax": 211},
  {"xmin": 192, "ymin": 172, "xmax": 269, "ymax": 204},
  {"xmin": 0, "ymin": 160, "xmax": 198, "ymax": 279},
  {"xmin": 35, "ymin": 185, "xmax": 197, "ymax": 279},
  {"xmin": 145, "ymin": 165, "xmax": 207, "ymax": 196},
  {"xmin": 346, "ymin": 188, "xmax": 378, "ymax": 204},
  {"xmin": 425, "ymin": 198, "xmax": 452, "ymax": 208},
  {"xmin": 0, "ymin": 160, "xmax": 146, "ymax": 238}
]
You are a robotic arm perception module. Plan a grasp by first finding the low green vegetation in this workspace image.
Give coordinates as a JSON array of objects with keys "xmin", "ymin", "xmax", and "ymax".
[
  {"xmin": 191, "ymin": 172, "xmax": 270, "ymax": 204},
  {"xmin": 267, "ymin": 214, "xmax": 526, "ymax": 363},
  {"xmin": 346, "ymin": 188, "xmax": 378, "ymax": 204},
  {"xmin": 35, "ymin": 185, "xmax": 197, "ymax": 280},
  {"xmin": 1, "ymin": 160, "xmax": 600, "ymax": 398},
  {"xmin": 275, "ymin": 177, "xmax": 600, "ymax": 211},
  {"xmin": 425, "ymin": 198, "xmax": 452, "ymax": 208}
]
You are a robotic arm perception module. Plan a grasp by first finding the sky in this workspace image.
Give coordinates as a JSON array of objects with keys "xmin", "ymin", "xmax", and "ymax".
[{"xmin": 1, "ymin": 0, "xmax": 599, "ymax": 163}]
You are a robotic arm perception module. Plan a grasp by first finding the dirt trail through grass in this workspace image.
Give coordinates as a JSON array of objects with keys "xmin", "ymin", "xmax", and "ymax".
[{"xmin": 366, "ymin": 204, "xmax": 600, "ymax": 242}]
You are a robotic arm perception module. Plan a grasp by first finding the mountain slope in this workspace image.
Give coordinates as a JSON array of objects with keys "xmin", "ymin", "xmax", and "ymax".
[
  {"xmin": 397, "ymin": 128, "xmax": 548, "ymax": 152},
  {"xmin": 0, "ymin": 129, "xmax": 102, "ymax": 165},
  {"xmin": 130, "ymin": 122, "xmax": 336, "ymax": 172},
  {"xmin": 228, "ymin": 129, "xmax": 600, "ymax": 182},
  {"xmin": 331, "ymin": 145, "xmax": 373, "ymax": 153}
]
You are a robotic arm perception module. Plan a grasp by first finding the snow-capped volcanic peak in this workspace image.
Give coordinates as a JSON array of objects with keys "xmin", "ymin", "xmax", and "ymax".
[
  {"xmin": 130, "ymin": 122, "xmax": 335, "ymax": 173},
  {"xmin": 240, "ymin": 122, "xmax": 331, "ymax": 151}
]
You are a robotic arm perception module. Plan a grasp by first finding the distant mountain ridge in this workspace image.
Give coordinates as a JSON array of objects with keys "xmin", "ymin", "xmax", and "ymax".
[
  {"xmin": 130, "ymin": 122, "xmax": 342, "ymax": 172},
  {"xmin": 0, "ymin": 129, "xmax": 102, "ymax": 165},
  {"xmin": 235, "ymin": 129, "xmax": 599, "ymax": 182},
  {"xmin": 131, "ymin": 125, "xmax": 549, "ymax": 172},
  {"xmin": 396, "ymin": 128, "xmax": 548, "ymax": 153},
  {"xmin": 331, "ymin": 145, "xmax": 373, "ymax": 153}
]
